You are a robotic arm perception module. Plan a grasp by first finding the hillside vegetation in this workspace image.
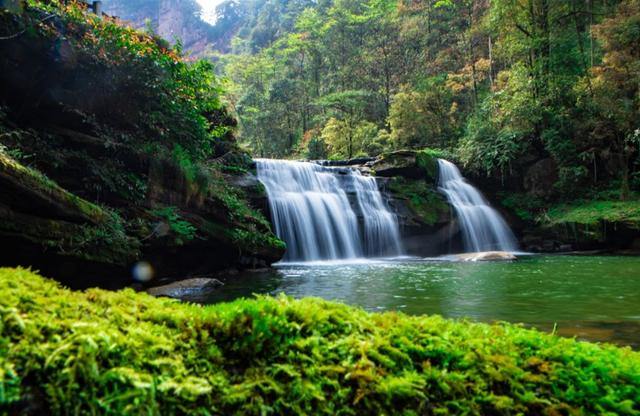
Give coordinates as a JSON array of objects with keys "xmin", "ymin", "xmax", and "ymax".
[
  {"xmin": 0, "ymin": 0, "xmax": 283, "ymax": 284},
  {"xmin": 212, "ymin": 0, "xmax": 639, "ymax": 205}
]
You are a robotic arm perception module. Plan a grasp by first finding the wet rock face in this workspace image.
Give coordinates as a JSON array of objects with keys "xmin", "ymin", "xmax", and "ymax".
[
  {"xmin": 381, "ymin": 177, "xmax": 455, "ymax": 256},
  {"xmin": 227, "ymin": 172, "xmax": 269, "ymax": 214},
  {"xmin": 370, "ymin": 151, "xmax": 454, "ymax": 256}
]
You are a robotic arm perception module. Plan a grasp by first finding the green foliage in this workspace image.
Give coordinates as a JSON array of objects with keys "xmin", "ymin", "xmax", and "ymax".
[
  {"xmin": 1, "ymin": 268, "xmax": 640, "ymax": 414},
  {"xmin": 149, "ymin": 206, "xmax": 197, "ymax": 245},
  {"xmin": 320, "ymin": 118, "xmax": 379, "ymax": 159},
  {"xmin": 203, "ymin": 171, "xmax": 283, "ymax": 253},
  {"xmin": 416, "ymin": 148, "xmax": 450, "ymax": 179},
  {"xmin": 23, "ymin": 0, "xmax": 227, "ymax": 160},
  {"xmin": 215, "ymin": 0, "xmax": 639, "ymax": 202},
  {"xmin": 458, "ymin": 64, "xmax": 539, "ymax": 176},
  {"xmin": 388, "ymin": 80, "xmax": 458, "ymax": 149},
  {"xmin": 230, "ymin": 227, "xmax": 287, "ymax": 253},
  {"xmin": 499, "ymin": 193, "xmax": 546, "ymax": 222}
]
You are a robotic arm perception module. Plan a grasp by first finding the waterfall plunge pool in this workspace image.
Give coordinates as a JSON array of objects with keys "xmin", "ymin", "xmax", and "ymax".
[{"xmin": 205, "ymin": 255, "xmax": 640, "ymax": 348}]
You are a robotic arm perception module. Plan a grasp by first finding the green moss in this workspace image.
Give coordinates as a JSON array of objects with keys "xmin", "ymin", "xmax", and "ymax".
[
  {"xmin": 207, "ymin": 170, "xmax": 284, "ymax": 254},
  {"xmin": 388, "ymin": 178, "xmax": 449, "ymax": 225},
  {"xmin": 0, "ymin": 151, "xmax": 139, "ymax": 264},
  {"xmin": 376, "ymin": 149, "xmax": 447, "ymax": 182},
  {"xmin": 0, "ymin": 151, "xmax": 106, "ymax": 223},
  {"xmin": 546, "ymin": 199, "xmax": 640, "ymax": 228},
  {"xmin": 230, "ymin": 227, "xmax": 287, "ymax": 253},
  {"xmin": 1, "ymin": 268, "xmax": 639, "ymax": 414},
  {"xmin": 416, "ymin": 148, "xmax": 450, "ymax": 180}
]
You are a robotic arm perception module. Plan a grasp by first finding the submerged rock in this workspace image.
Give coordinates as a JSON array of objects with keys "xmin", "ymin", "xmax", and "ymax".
[
  {"xmin": 146, "ymin": 277, "xmax": 224, "ymax": 301},
  {"xmin": 454, "ymin": 251, "xmax": 517, "ymax": 261}
]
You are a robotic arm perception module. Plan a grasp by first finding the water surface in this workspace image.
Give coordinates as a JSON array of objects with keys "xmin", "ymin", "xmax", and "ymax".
[{"xmin": 206, "ymin": 255, "xmax": 640, "ymax": 348}]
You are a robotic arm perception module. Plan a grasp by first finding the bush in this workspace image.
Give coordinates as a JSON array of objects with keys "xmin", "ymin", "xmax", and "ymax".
[
  {"xmin": 1, "ymin": 268, "xmax": 639, "ymax": 415},
  {"xmin": 22, "ymin": 0, "xmax": 227, "ymax": 160}
]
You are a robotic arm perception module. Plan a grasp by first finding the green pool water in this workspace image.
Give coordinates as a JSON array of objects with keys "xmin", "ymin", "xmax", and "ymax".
[{"xmin": 206, "ymin": 255, "xmax": 640, "ymax": 348}]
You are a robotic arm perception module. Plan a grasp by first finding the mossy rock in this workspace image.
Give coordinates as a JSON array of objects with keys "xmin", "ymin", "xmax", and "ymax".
[
  {"xmin": 372, "ymin": 149, "xmax": 442, "ymax": 182},
  {"xmin": 0, "ymin": 151, "xmax": 139, "ymax": 265},
  {"xmin": 388, "ymin": 177, "xmax": 450, "ymax": 226},
  {"xmin": 0, "ymin": 151, "xmax": 108, "ymax": 225},
  {"xmin": 1, "ymin": 267, "xmax": 639, "ymax": 415}
]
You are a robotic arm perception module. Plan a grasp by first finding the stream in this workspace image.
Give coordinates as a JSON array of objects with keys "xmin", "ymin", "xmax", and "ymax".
[{"xmin": 206, "ymin": 255, "xmax": 640, "ymax": 348}]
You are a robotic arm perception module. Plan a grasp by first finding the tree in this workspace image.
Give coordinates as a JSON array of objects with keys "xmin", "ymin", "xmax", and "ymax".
[
  {"xmin": 388, "ymin": 79, "xmax": 457, "ymax": 149},
  {"xmin": 584, "ymin": 0, "xmax": 640, "ymax": 199},
  {"xmin": 321, "ymin": 118, "xmax": 378, "ymax": 159}
]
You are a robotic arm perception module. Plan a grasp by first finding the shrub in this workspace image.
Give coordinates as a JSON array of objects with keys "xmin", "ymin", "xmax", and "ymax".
[{"xmin": 149, "ymin": 206, "xmax": 197, "ymax": 245}]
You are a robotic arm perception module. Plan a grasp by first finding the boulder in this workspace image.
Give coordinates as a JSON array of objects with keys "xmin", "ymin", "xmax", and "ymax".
[
  {"xmin": 146, "ymin": 277, "xmax": 224, "ymax": 301},
  {"xmin": 454, "ymin": 251, "xmax": 517, "ymax": 261},
  {"xmin": 372, "ymin": 150, "xmax": 438, "ymax": 181}
]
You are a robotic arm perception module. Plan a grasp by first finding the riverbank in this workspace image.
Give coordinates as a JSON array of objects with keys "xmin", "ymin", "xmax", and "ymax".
[{"xmin": 1, "ymin": 267, "xmax": 639, "ymax": 414}]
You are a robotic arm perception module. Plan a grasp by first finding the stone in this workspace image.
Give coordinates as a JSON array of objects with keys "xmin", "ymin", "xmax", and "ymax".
[
  {"xmin": 146, "ymin": 277, "xmax": 224, "ymax": 301},
  {"xmin": 454, "ymin": 251, "xmax": 517, "ymax": 262},
  {"xmin": 372, "ymin": 150, "xmax": 438, "ymax": 181}
]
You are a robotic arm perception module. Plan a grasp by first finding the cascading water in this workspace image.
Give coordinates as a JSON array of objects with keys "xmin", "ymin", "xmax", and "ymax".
[
  {"xmin": 437, "ymin": 159, "xmax": 518, "ymax": 253},
  {"xmin": 352, "ymin": 171, "xmax": 403, "ymax": 256},
  {"xmin": 256, "ymin": 159, "xmax": 403, "ymax": 261}
]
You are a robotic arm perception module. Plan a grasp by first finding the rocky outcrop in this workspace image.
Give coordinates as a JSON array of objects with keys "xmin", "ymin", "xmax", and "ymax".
[
  {"xmin": 368, "ymin": 150, "xmax": 459, "ymax": 256},
  {"xmin": 372, "ymin": 150, "xmax": 439, "ymax": 181},
  {"xmin": 382, "ymin": 176, "xmax": 456, "ymax": 256},
  {"xmin": 103, "ymin": 0, "xmax": 217, "ymax": 57},
  {"xmin": 0, "ymin": 151, "xmax": 139, "ymax": 288}
]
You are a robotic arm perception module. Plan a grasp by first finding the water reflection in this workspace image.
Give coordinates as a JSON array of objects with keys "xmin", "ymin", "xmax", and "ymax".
[{"xmin": 206, "ymin": 255, "xmax": 640, "ymax": 348}]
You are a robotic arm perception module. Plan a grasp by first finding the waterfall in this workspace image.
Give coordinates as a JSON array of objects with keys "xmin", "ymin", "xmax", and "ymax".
[
  {"xmin": 256, "ymin": 159, "xmax": 403, "ymax": 262},
  {"xmin": 437, "ymin": 159, "xmax": 518, "ymax": 253}
]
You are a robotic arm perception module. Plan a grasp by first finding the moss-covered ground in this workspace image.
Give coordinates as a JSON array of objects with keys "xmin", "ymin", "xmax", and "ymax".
[
  {"xmin": 546, "ymin": 199, "xmax": 640, "ymax": 229},
  {"xmin": 1, "ymin": 268, "xmax": 639, "ymax": 415}
]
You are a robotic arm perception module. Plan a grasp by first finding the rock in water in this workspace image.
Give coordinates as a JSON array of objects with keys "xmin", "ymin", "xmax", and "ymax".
[
  {"xmin": 146, "ymin": 278, "xmax": 224, "ymax": 301},
  {"xmin": 454, "ymin": 251, "xmax": 517, "ymax": 262}
]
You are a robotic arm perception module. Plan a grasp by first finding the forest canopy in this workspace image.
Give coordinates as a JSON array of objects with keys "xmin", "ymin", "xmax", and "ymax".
[{"xmin": 211, "ymin": 0, "xmax": 640, "ymax": 199}]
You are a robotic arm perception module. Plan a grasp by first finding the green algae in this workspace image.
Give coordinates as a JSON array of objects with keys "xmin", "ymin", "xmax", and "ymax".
[{"xmin": 1, "ymin": 268, "xmax": 639, "ymax": 415}]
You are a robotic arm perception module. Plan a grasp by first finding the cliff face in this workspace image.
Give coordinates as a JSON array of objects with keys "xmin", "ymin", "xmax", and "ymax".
[
  {"xmin": 102, "ymin": 0, "xmax": 219, "ymax": 57},
  {"xmin": 0, "ymin": 4, "xmax": 284, "ymax": 288}
]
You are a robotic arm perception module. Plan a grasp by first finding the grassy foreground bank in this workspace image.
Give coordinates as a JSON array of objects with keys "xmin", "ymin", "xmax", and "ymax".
[{"xmin": 1, "ymin": 269, "xmax": 639, "ymax": 415}]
